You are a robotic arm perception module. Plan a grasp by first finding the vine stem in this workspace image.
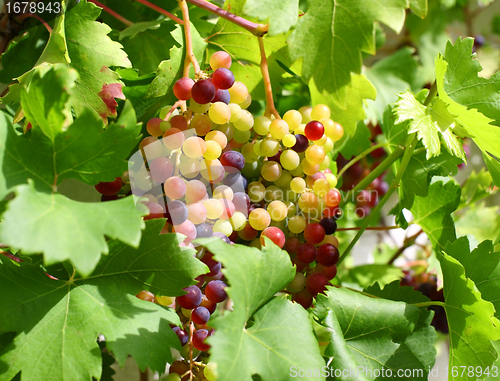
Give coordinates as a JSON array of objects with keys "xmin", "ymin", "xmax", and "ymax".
[
  {"xmin": 178, "ymin": 0, "xmax": 200, "ymax": 77},
  {"xmin": 258, "ymin": 37, "xmax": 280, "ymax": 119},
  {"xmin": 336, "ymin": 226, "xmax": 400, "ymax": 231},
  {"xmin": 17, "ymin": 13, "xmax": 52, "ymax": 32},
  {"xmin": 423, "ymin": 80, "xmax": 437, "ymax": 106},
  {"xmin": 337, "ymin": 142, "xmax": 389, "ymax": 177},
  {"xmin": 88, "ymin": 1, "xmax": 133, "ymax": 26},
  {"xmin": 189, "ymin": 321, "xmax": 195, "ymax": 380},
  {"xmin": 186, "ymin": 0, "xmax": 268, "ymax": 36},
  {"xmin": 134, "ymin": 0, "xmax": 184, "ymax": 24},
  {"xmin": 413, "ymin": 301, "xmax": 446, "ymax": 308},
  {"xmin": 387, "ymin": 229, "xmax": 423, "ymax": 265},
  {"xmin": 337, "ymin": 133, "xmax": 419, "ymax": 266}
]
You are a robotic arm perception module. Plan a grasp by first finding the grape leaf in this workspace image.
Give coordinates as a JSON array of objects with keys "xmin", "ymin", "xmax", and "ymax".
[
  {"xmin": 394, "ymin": 91, "xmax": 466, "ymax": 160},
  {"xmin": 409, "ymin": 0, "xmax": 428, "ymax": 18},
  {"xmin": 342, "ymin": 264, "xmax": 404, "ymax": 289},
  {"xmin": 336, "ymin": 122, "xmax": 371, "ymax": 159},
  {"xmin": 380, "ymin": 106, "xmax": 408, "ymax": 146},
  {"xmin": 441, "ymin": 38, "xmax": 500, "ymax": 121},
  {"xmin": 0, "ymin": 99, "xmax": 141, "ymax": 198},
  {"xmin": 119, "ymin": 20, "xmax": 177, "ymax": 75},
  {"xmin": 364, "ymin": 47, "xmax": 419, "ymax": 123},
  {"xmin": 456, "ymin": 207, "xmax": 500, "ymax": 246},
  {"xmin": 445, "ymin": 237, "xmax": 500, "ymax": 318},
  {"xmin": 459, "ymin": 169, "xmax": 496, "ymax": 208},
  {"xmin": 314, "ymin": 286, "xmax": 432, "ymax": 380},
  {"xmin": 437, "ymin": 250, "xmax": 500, "ymax": 380},
  {"xmin": 435, "ymin": 42, "xmax": 500, "ymax": 187},
  {"xmin": 410, "ymin": 180, "xmax": 459, "ymax": 251},
  {"xmin": 400, "ymin": 151, "xmax": 461, "ymax": 209},
  {"xmin": 310, "ymin": 74, "xmax": 376, "ymax": 137},
  {"xmin": 0, "ymin": 182, "xmax": 147, "ymax": 276},
  {"xmin": 198, "ymin": 238, "xmax": 325, "ymax": 381},
  {"xmin": 243, "ymin": 0, "xmax": 299, "ymax": 36},
  {"xmin": 289, "ymin": 0, "xmax": 408, "ymax": 106},
  {"xmin": 0, "ymin": 220, "xmax": 206, "ymax": 381}
]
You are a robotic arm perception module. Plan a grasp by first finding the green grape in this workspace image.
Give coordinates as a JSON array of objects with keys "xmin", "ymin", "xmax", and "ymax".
[
  {"xmin": 253, "ymin": 140, "xmax": 262, "ymax": 156},
  {"xmin": 305, "ymin": 145, "xmax": 325, "ymax": 165},
  {"xmin": 204, "ymin": 198, "xmax": 223, "ymax": 219},
  {"xmin": 322, "ymin": 137, "xmax": 334, "ymax": 153},
  {"xmin": 213, "ymin": 219, "xmax": 233, "ymax": 236},
  {"xmin": 280, "ymin": 150, "xmax": 300, "ymax": 170},
  {"xmin": 284, "ymin": 200, "xmax": 297, "ymax": 217},
  {"xmin": 160, "ymin": 120, "xmax": 171, "ymax": 132},
  {"xmin": 248, "ymin": 181, "xmax": 266, "ymax": 202},
  {"xmin": 204, "ymin": 140, "xmax": 222, "ymax": 160},
  {"xmin": 209, "ymin": 102, "xmax": 231, "ymax": 124},
  {"xmin": 288, "ymin": 215, "xmax": 306, "ymax": 233},
  {"xmin": 249, "ymin": 208, "xmax": 271, "ymax": 230},
  {"xmin": 299, "ymin": 106, "xmax": 312, "ymax": 123},
  {"xmin": 159, "ymin": 105, "xmax": 173, "ymax": 120},
  {"xmin": 261, "ymin": 161, "xmax": 282, "ymax": 182},
  {"xmin": 229, "ymin": 103, "xmax": 242, "ymax": 123},
  {"xmin": 311, "ymin": 103, "xmax": 331, "ymax": 120},
  {"xmin": 253, "ymin": 116, "xmax": 271, "ymax": 135},
  {"xmin": 214, "ymin": 123, "xmax": 234, "ymax": 141},
  {"xmin": 190, "ymin": 99, "xmax": 211, "ymax": 113},
  {"xmin": 269, "ymin": 218, "xmax": 287, "ymax": 231},
  {"xmin": 282, "ymin": 133, "xmax": 296, "ymax": 147},
  {"xmin": 239, "ymin": 94, "xmax": 252, "ymax": 109},
  {"xmin": 274, "ymin": 170, "xmax": 292, "ymax": 189},
  {"xmin": 241, "ymin": 142, "xmax": 259, "ymax": 163},
  {"xmin": 260, "ymin": 138, "xmax": 280, "ymax": 157},
  {"xmin": 319, "ymin": 155, "xmax": 330, "ymax": 170},
  {"xmin": 325, "ymin": 172, "xmax": 338, "ymax": 188},
  {"xmin": 233, "ymin": 128, "xmax": 251, "ymax": 144},
  {"xmin": 229, "ymin": 211, "xmax": 247, "ymax": 231},
  {"xmin": 286, "ymin": 272, "xmax": 306, "ymax": 293},
  {"xmin": 165, "ymin": 373, "xmax": 182, "ymax": 381},
  {"xmin": 250, "ymin": 237, "xmax": 262, "ymax": 248},
  {"xmin": 289, "ymin": 162, "xmax": 304, "ymax": 177},
  {"xmin": 290, "ymin": 177, "xmax": 306, "ymax": 194},
  {"xmin": 241, "ymin": 159, "xmax": 262, "ymax": 178},
  {"xmin": 313, "ymin": 178, "xmax": 330, "ymax": 197},
  {"xmin": 267, "ymin": 200, "xmax": 288, "ymax": 221},
  {"xmin": 233, "ymin": 109, "xmax": 254, "ymax": 131},
  {"xmin": 204, "ymin": 362, "xmax": 218, "ymax": 381},
  {"xmin": 269, "ymin": 119, "xmax": 289, "ymax": 140},
  {"xmin": 265, "ymin": 185, "xmax": 283, "ymax": 202},
  {"xmin": 283, "ymin": 109, "xmax": 302, "ymax": 131},
  {"xmin": 228, "ymin": 81, "xmax": 249, "ymax": 104}
]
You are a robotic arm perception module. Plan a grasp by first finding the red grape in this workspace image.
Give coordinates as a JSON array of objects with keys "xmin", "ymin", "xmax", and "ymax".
[
  {"xmin": 192, "ymin": 79, "xmax": 216, "ymax": 104},
  {"xmin": 316, "ymin": 244, "xmax": 340, "ymax": 267},
  {"xmin": 177, "ymin": 285, "xmax": 202, "ymax": 309},
  {"xmin": 292, "ymin": 289, "xmax": 313, "ymax": 309},
  {"xmin": 205, "ymin": 280, "xmax": 227, "ymax": 303},
  {"xmin": 213, "ymin": 89, "xmax": 230, "ymax": 104},
  {"xmin": 319, "ymin": 217, "xmax": 337, "ymax": 235},
  {"xmin": 306, "ymin": 272, "xmax": 329, "ymax": 296},
  {"xmin": 169, "ymin": 115, "xmax": 188, "ymax": 131},
  {"xmin": 304, "ymin": 121, "xmax": 324, "ymax": 141},
  {"xmin": 260, "ymin": 227, "xmax": 286, "ymax": 248},
  {"xmin": 212, "ymin": 68, "xmax": 235, "ymax": 90},
  {"xmin": 191, "ymin": 306, "xmax": 211, "ymax": 325},
  {"xmin": 95, "ymin": 177, "xmax": 123, "ymax": 196},
  {"xmin": 304, "ymin": 223, "xmax": 325, "ymax": 245},
  {"xmin": 193, "ymin": 329, "xmax": 212, "ymax": 351},
  {"xmin": 296, "ymin": 243, "xmax": 317, "ymax": 264},
  {"xmin": 220, "ymin": 151, "xmax": 245, "ymax": 170},
  {"xmin": 173, "ymin": 77, "xmax": 195, "ymax": 100},
  {"xmin": 200, "ymin": 295, "xmax": 217, "ymax": 314}
]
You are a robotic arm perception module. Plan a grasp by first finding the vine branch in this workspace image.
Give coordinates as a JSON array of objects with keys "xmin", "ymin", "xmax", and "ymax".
[
  {"xmin": 89, "ymin": 0, "xmax": 133, "ymax": 26},
  {"xmin": 134, "ymin": 0, "xmax": 184, "ymax": 24},
  {"xmin": 17, "ymin": 13, "xmax": 52, "ymax": 32},
  {"xmin": 178, "ymin": 0, "xmax": 200, "ymax": 77},
  {"xmin": 186, "ymin": 0, "xmax": 268, "ymax": 36},
  {"xmin": 337, "ymin": 142, "xmax": 389, "ymax": 177},
  {"xmin": 258, "ymin": 37, "xmax": 280, "ymax": 119}
]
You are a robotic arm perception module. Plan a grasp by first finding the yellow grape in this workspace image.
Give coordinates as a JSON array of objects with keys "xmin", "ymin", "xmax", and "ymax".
[
  {"xmin": 274, "ymin": 170, "xmax": 292, "ymax": 189},
  {"xmin": 247, "ymin": 181, "xmax": 266, "ymax": 202},
  {"xmin": 290, "ymin": 177, "xmax": 306, "ymax": 193},
  {"xmin": 267, "ymin": 200, "xmax": 288, "ymax": 221},
  {"xmin": 288, "ymin": 215, "xmax": 306, "ymax": 234},
  {"xmin": 261, "ymin": 161, "xmax": 282, "ymax": 182},
  {"xmin": 311, "ymin": 104, "xmax": 331, "ymax": 120},
  {"xmin": 313, "ymin": 178, "xmax": 330, "ymax": 197},
  {"xmin": 239, "ymin": 94, "xmax": 252, "ymax": 109},
  {"xmin": 299, "ymin": 106, "xmax": 312, "ymax": 123},
  {"xmin": 325, "ymin": 172, "xmax": 338, "ymax": 188},
  {"xmin": 203, "ymin": 140, "xmax": 222, "ymax": 160},
  {"xmin": 241, "ymin": 142, "xmax": 259, "ymax": 163},
  {"xmin": 269, "ymin": 119, "xmax": 289, "ymax": 140},
  {"xmin": 229, "ymin": 212, "xmax": 247, "ymax": 231},
  {"xmin": 295, "ymin": 123, "xmax": 306, "ymax": 135},
  {"xmin": 305, "ymin": 145, "xmax": 326, "ymax": 165},
  {"xmin": 253, "ymin": 116, "xmax": 271, "ymax": 135},
  {"xmin": 206, "ymin": 130, "xmax": 228, "ymax": 149},
  {"xmin": 313, "ymin": 135, "xmax": 328, "ymax": 146},
  {"xmin": 204, "ymin": 198, "xmax": 223, "ymax": 219},
  {"xmin": 282, "ymin": 133, "xmax": 296, "ymax": 147},
  {"xmin": 260, "ymin": 138, "xmax": 280, "ymax": 157},
  {"xmin": 229, "ymin": 103, "xmax": 242, "ymax": 122},
  {"xmin": 190, "ymin": 99, "xmax": 211, "ymax": 113},
  {"xmin": 298, "ymin": 192, "xmax": 319, "ymax": 213},
  {"xmin": 213, "ymin": 185, "xmax": 234, "ymax": 200},
  {"xmin": 249, "ymin": 208, "xmax": 271, "ymax": 230},
  {"xmin": 233, "ymin": 110, "xmax": 254, "ymax": 131},
  {"xmin": 213, "ymin": 220, "xmax": 233, "ymax": 236},
  {"xmin": 289, "ymin": 162, "xmax": 304, "ymax": 177},
  {"xmin": 228, "ymin": 81, "xmax": 249, "ymax": 104},
  {"xmin": 280, "ymin": 150, "xmax": 300, "ymax": 171},
  {"xmin": 283, "ymin": 109, "xmax": 302, "ymax": 131},
  {"xmin": 209, "ymin": 102, "xmax": 231, "ymax": 124}
]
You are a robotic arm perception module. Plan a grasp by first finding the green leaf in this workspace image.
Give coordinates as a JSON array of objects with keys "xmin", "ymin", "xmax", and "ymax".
[
  {"xmin": 445, "ymin": 237, "xmax": 500, "ymax": 318},
  {"xmin": 243, "ymin": 0, "xmax": 299, "ymax": 36},
  {"xmin": 198, "ymin": 238, "xmax": 325, "ymax": 381},
  {"xmin": 289, "ymin": 0, "xmax": 408, "ymax": 106},
  {"xmin": 435, "ymin": 40, "xmax": 500, "ymax": 187},
  {"xmin": 380, "ymin": 106, "xmax": 408, "ymax": 146},
  {"xmin": 0, "ymin": 220, "xmax": 205, "ymax": 381},
  {"xmin": 401, "ymin": 151, "xmax": 461, "ymax": 209},
  {"xmin": 119, "ymin": 20, "xmax": 177, "ymax": 75},
  {"xmin": 0, "ymin": 182, "xmax": 147, "ymax": 276},
  {"xmin": 365, "ymin": 47, "xmax": 419, "ymax": 123},
  {"xmin": 394, "ymin": 91, "xmax": 466, "ymax": 160},
  {"xmin": 0, "ymin": 100, "xmax": 141, "ymax": 198},
  {"xmin": 342, "ymin": 264, "xmax": 404, "ymax": 289},
  {"xmin": 310, "ymin": 74, "xmax": 376, "ymax": 137},
  {"xmin": 456, "ymin": 207, "xmax": 500, "ymax": 247},
  {"xmin": 336, "ymin": 121, "xmax": 371, "ymax": 159},
  {"xmin": 410, "ymin": 180, "xmax": 460, "ymax": 251},
  {"xmin": 315, "ymin": 286, "xmax": 432, "ymax": 380},
  {"xmin": 459, "ymin": 169, "xmax": 496, "ymax": 207},
  {"xmin": 437, "ymin": 250, "xmax": 500, "ymax": 380},
  {"xmin": 409, "ymin": 0, "xmax": 428, "ymax": 18}
]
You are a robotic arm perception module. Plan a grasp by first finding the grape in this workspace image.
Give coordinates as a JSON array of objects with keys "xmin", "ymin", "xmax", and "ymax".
[
  {"xmin": 223, "ymin": 172, "xmax": 247, "ymax": 192},
  {"xmin": 204, "ymin": 199, "xmax": 224, "ymax": 219},
  {"xmin": 260, "ymin": 138, "xmax": 280, "ymax": 157},
  {"xmin": 169, "ymin": 361, "xmax": 189, "ymax": 381},
  {"xmin": 193, "ymin": 329, "xmax": 212, "ymax": 351},
  {"xmin": 325, "ymin": 188, "xmax": 341, "ymax": 207},
  {"xmin": 144, "ymin": 202, "xmax": 164, "ymax": 220},
  {"xmin": 149, "ymin": 157, "xmax": 174, "ymax": 183},
  {"xmin": 253, "ymin": 116, "xmax": 271, "ymax": 136},
  {"xmin": 319, "ymin": 217, "xmax": 337, "ymax": 235},
  {"xmin": 323, "ymin": 120, "xmax": 344, "ymax": 141},
  {"xmin": 95, "ymin": 177, "xmax": 123, "ymax": 196},
  {"xmin": 187, "ymin": 203, "xmax": 207, "ymax": 224},
  {"xmin": 283, "ymin": 109, "xmax": 302, "ymax": 131},
  {"xmin": 209, "ymin": 102, "xmax": 231, "ymax": 124},
  {"xmin": 260, "ymin": 227, "xmax": 286, "ymax": 248},
  {"xmin": 196, "ymin": 223, "xmax": 213, "ymax": 238},
  {"xmin": 315, "ymin": 263, "xmax": 338, "ymax": 280},
  {"xmin": 229, "ymin": 211, "xmax": 247, "ymax": 231},
  {"xmin": 267, "ymin": 149, "xmax": 282, "ymax": 163},
  {"xmin": 241, "ymin": 142, "xmax": 259, "ymax": 163},
  {"xmin": 213, "ymin": 220, "xmax": 233, "ymax": 236},
  {"xmin": 173, "ymin": 77, "xmax": 195, "ymax": 100},
  {"xmin": 146, "ymin": 118, "xmax": 163, "ymax": 137},
  {"xmin": 101, "ymin": 194, "xmax": 119, "ymax": 202},
  {"xmin": 292, "ymin": 289, "xmax": 313, "ymax": 309},
  {"xmin": 238, "ymin": 94, "xmax": 252, "ymax": 109},
  {"xmin": 313, "ymin": 178, "xmax": 330, "ymax": 197},
  {"xmin": 287, "ymin": 272, "xmax": 306, "ymax": 293},
  {"xmin": 306, "ymin": 272, "xmax": 329, "ymax": 296},
  {"xmin": 163, "ymin": 128, "xmax": 185, "ymax": 150},
  {"xmin": 304, "ymin": 223, "xmax": 326, "ymax": 244},
  {"xmin": 204, "ymin": 362, "xmax": 218, "ymax": 381},
  {"xmin": 280, "ymin": 150, "xmax": 300, "ymax": 170},
  {"xmin": 267, "ymin": 200, "xmax": 288, "ymax": 221},
  {"xmin": 206, "ymin": 130, "xmax": 228, "ymax": 149},
  {"xmin": 205, "ymin": 280, "xmax": 228, "ymax": 303},
  {"xmin": 292, "ymin": 134, "xmax": 309, "ymax": 153},
  {"xmin": 232, "ymin": 192, "xmax": 250, "ymax": 213},
  {"xmin": 204, "ymin": 140, "xmax": 222, "ymax": 160},
  {"xmin": 238, "ymin": 223, "xmax": 258, "ymax": 241},
  {"xmin": 261, "ymin": 161, "xmax": 282, "ymax": 182},
  {"xmin": 220, "ymin": 151, "xmax": 245, "ymax": 170},
  {"xmin": 219, "ymin": 199, "xmax": 235, "ymax": 219},
  {"xmin": 201, "ymin": 159, "xmax": 225, "ymax": 182},
  {"xmin": 201, "ymin": 295, "xmax": 217, "ymax": 314},
  {"xmin": 190, "ymin": 99, "xmax": 211, "ymax": 113},
  {"xmin": 282, "ymin": 133, "xmax": 297, "ymax": 147},
  {"xmin": 233, "ymin": 109, "xmax": 254, "ymax": 131},
  {"xmin": 170, "ymin": 115, "xmax": 188, "ymax": 131},
  {"xmin": 177, "ymin": 285, "xmax": 202, "ymax": 309},
  {"xmin": 274, "ymin": 170, "xmax": 292, "ymax": 189},
  {"xmin": 298, "ymin": 192, "xmax": 318, "ymax": 213},
  {"xmin": 304, "ymin": 120, "xmax": 324, "ymax": 141},
  {"xmin": 288, "ymin": 215, "xmax": 306, "ymax": 234},
  {"xmin": 311, "ymin": 104, "xmax": 330, "ymax": 120},
  {"xmin": 185, "ymin": 180, "xmax": 207, "ymax": 202},
  {"xmin": 290, "ymin": 177, "xmax": 306, "ymax": 194},
  {"xmin": 305, "ymin": 144, "xmax": 325, "ymax": 165},
  {"xmin": 136, "ymin": 290, "xmax": 155, "ymax": 302},
  {"xmin": 210, "ymin": 51, "xmax": 232, "ymax": 70},
  {"xmin": 299, "ymin": 106, "xmax": 313, "ymax": 123},
  {"xmin": 212, "ymin": 68, "xmax": 235, "ymax": 89},
  {"xmin": 172, "ymin": 326, "xmax": 189, "ymax": 346},
  {"xmin": 232, "ymin": 128, "xmax": 251, "ymax": 144},
  {"xmin": 269, "ymin": 119, "xmax": 289, "ymax": 140},
  {"xmin": 213, "ymin": 89, "xmax": 230, "ymax": 104},
  {"xmin": 165, "ymin": 200, "xmax": 188, "ymax": 224},
  {"xmin": 183, "ymin": 137, "xmax": 207, "ymax": 159},
  {"xmin": 316, "ymin": 244, "xmax": 340, "ymax": 266},
  {"xmin": 179, "ymin": 158, "xmax": 202, "ymax": 179},
  {"xmin": 297, "ymin": 243, "xmax": 317, "ymax": 264},
  {"xmin": 174, "ymin": 220, "xmax": 197, "ymax": 243},
  {"xmin": 192, "ymin": 79, "xmax": 216, "ymax": 104},
  {"xmin": 192, "ymin": 306, "xmax": 211, "ymax": 325},
  {"xmin": 228, "ymin": 81, "xmax": 249, "ymax": 104},
  {"xmin": 302, "ymin": 159, "xmax": 319, "ymax": 176},
  {"xmin": 191, "ymin": 114, "xmax": 212, "ymax": 136},
  {"xmin": 249, "ymin": 208, "xmax": 271, "ymax": 230}
]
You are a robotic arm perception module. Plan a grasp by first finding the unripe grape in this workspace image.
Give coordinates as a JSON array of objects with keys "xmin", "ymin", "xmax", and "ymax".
[
  {"xmin": 299, "ymin": 106, "xmax": 312, "ymax": 123},
  {"xmin": 260, "ymin": 138, "xmax": 280, "ymax": 157},
  {"xmin": 283, "ymin": 109, "xmax": 302, "ymax": 131},
  {"xmin": 209, "ymin": 102, "xmax": 231, "ymax": 124},
  {"xmin": 228, "ymin": 103, "xmax": 242, "ymax": 122},
  {"xmin": 248, "ymin": 181, "xmax": 266, "ymax": 202},
  {"xmin": 213, "ymin": 219, "xmax": 233, "ymax": 236},
  {"xmin": 228, "ymin": 81, "xmax": 249, "ymax": 104},
  {"xmin": 288, "ymin": 215, "xmax": 307, "ymax": 234},
  {"xmin": 269, "ymin": 119, "xmax": 289, "ymax": 140},
  {"xmin": 290, "ymin": 177, "xmax": 306, "ymax": 194},
  {"xmin": 210, "ymin": 50, "xmax": 232, "ymax": 70},
  {"xmin": 267, "ymin": 200, "xmax": 288, "ymax": 221},
  {"xmin": 280, "ymin": 150, "xmax": 300, "ymax": 170},
  {"xmin": 233, "ymin": 109, "xmax": 254, "ymax": 131},
  {"xmin": 283, "ymin": 133, "xmax": 297, "ymax": 147},
  {"xmin": 253, "ymin": 116, "xmax": 271, "ymax": 135},
  {"xmin": 190, "ymin": 99, "xmax": 211, "ymax": 113},
  {"xmin": 238, "ymin": 94, "xmax": 252, "ymax": 109},
  {"xmin": 274, "ymin": 170, "xmax": 292, "ymax": 189},
  {"xmin": 287, "ymin": 272, "xmax": 306, "ymax": 293},
  {"xmin": 311, "ymin": 104, "xmax": 331, "ymax": 120}
]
